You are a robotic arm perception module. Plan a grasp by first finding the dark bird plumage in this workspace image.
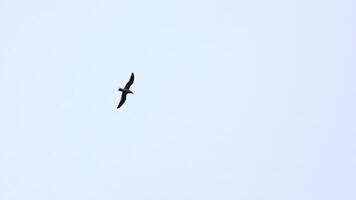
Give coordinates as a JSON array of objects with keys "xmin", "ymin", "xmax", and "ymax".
[{"xmin": 117, "ymin": 73, "xmax": 134, "ymax": 109}]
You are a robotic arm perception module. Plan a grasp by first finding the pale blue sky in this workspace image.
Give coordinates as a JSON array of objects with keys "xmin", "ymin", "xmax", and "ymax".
[{"xmin": 0, "ymin": 0, "xmax": 355, "ymax": 199}]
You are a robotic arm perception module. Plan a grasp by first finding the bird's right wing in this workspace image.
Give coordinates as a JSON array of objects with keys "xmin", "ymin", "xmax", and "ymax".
[
  {"xmin": 124, "ymin": 73, "xmax": 134, "ymax": 89},
  {"xmin": 117, "ymin": 93, "xmax": 127, "ymax": 109}
]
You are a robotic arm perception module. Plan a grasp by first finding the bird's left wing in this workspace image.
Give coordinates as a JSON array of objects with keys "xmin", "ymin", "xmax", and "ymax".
[{"xmin": 124, "ymin": 73, "xmax": 134, "ymax": 89}]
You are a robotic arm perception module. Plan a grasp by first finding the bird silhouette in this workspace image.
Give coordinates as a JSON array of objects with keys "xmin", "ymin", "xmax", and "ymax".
[{"xmin": 117, "ymin": 72, "xmax": 134, "ymax": 109}]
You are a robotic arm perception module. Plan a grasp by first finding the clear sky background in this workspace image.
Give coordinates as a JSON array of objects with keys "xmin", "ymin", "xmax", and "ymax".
[{"xmin": 0, "ymin": 0, "xmax": 355, "ymax": 199}]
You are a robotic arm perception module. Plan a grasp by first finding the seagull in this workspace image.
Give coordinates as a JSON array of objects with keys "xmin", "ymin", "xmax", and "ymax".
[{"xmin": 117, "ymin": 72, "xmax": 134, "ymax": 109}]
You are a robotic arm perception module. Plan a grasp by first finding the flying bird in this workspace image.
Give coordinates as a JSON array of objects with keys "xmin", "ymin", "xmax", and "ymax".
[{"xmin": 117, "ymin": 72, "xmax": 134, "ymax": 109}]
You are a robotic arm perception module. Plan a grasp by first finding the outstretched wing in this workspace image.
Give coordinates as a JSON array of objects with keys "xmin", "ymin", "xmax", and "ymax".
[
  {"xmin": 117, "ymin": 93, "xmax": 127, "ymax": 109},
  {"xmin": 124, "ymin": 73, "xmax": 134, "ymax": 89}
]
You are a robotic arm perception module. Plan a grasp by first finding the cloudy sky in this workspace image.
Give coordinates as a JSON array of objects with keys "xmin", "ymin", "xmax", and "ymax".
[{"xmin": 0, "ymin": 0, "xmax": 355, "ymax": 199}]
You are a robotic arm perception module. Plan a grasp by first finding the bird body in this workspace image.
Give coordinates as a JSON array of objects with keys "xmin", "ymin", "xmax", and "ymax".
[
  {"xmin": 117, "ymin": 72, "xmax": 134, "ymax": 109},
  {"xmin": 118, "ymin": 88, "xmax": 133, "ymax": 93}
]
